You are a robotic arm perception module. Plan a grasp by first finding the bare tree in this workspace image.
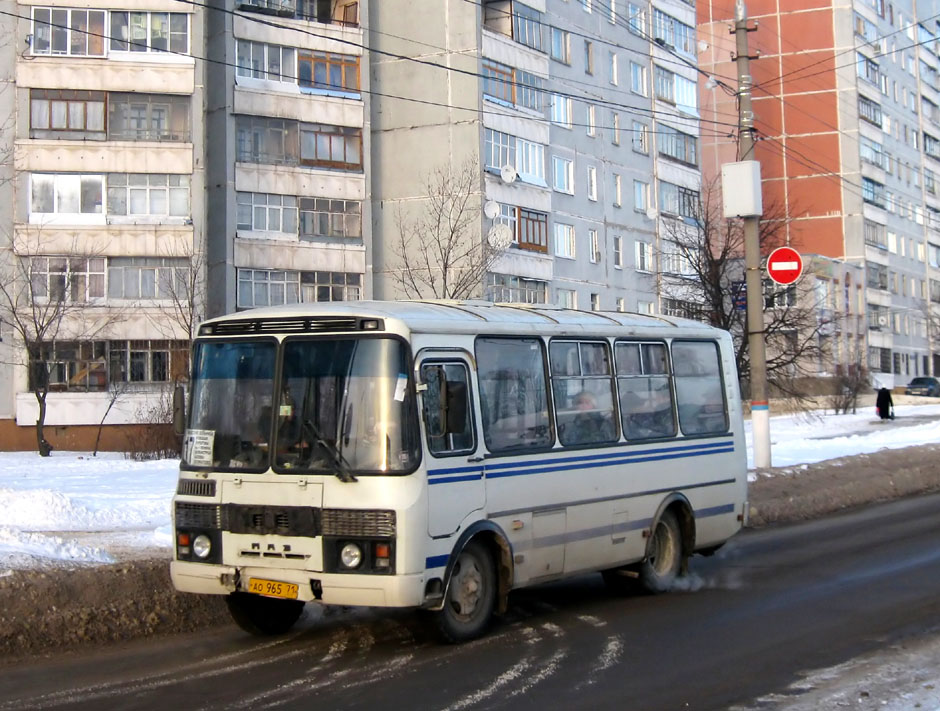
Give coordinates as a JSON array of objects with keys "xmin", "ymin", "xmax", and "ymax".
[
  {"xmin": 0, "ymin": 236, "xmax": 123, "ymax": 455},
  {"xmin": 150, "ymin": 247, "xmax": 206, "ymax": 341},
  {"xmin": 390, "ymin": 158, "xmax": 507, "ymax": 300},
  {"xmin": 658, "ymin": 176, "xmax": 827, "ymax": 397}
]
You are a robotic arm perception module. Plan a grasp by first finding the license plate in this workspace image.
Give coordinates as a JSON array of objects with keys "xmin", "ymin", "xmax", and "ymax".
[{"xmin": 247, "ymin": 578, "xmax": 299, "ymax": 600}]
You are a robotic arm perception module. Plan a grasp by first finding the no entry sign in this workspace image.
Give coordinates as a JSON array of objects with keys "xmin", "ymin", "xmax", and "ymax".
[{"xmin": 766, "ymin": 246, "xmax": 803, "ymax": 286}]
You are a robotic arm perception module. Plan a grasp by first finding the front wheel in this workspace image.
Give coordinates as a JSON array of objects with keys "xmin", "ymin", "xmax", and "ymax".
[
  {"xmin": 638, "ymin": 509, "xmax": 685, "ymax": 593},
  {"xmin": 436, "ymin": 541, "xmax": 497, "ymax": 643},
  {"xmin": 226, "ymin": 592, "xmax": 305, "ymax": 636}
]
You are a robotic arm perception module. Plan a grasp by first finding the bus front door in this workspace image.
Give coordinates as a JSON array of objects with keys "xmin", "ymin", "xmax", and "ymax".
[{"xmin": 420, "ymin": 357, "xmax": 485, "ymax": 537}]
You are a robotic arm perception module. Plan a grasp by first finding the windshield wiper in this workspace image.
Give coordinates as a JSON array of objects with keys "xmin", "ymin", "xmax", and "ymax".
[{"xmin": 302, "ymin": 419, "xmax": 357, "ymax": 483}]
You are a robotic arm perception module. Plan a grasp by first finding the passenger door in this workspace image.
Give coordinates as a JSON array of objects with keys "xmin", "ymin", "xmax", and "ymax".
[{"xmin": 419, "ymin": 355, "xmax": 485, "ymax": 537}]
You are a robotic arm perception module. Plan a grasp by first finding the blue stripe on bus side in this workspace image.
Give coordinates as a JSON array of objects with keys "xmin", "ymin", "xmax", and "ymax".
[
  {"xmin": 695, "ymin": 503, "xmax": 736, "ymax": 518},
  {"xmin": 426, "ymin": 554, "xmax": 449, "ymax": 569},
  {"xmin": 427, "ymin": 439, "xmax": 736, "ymax": 483}
]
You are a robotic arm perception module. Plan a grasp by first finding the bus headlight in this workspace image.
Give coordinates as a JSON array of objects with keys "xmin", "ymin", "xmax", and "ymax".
[
  {"xmin": 340, "ymin": 542, "xmax": 363, "ymax": 569},
  {"xmin": 193, "ymin": 534, "xmax": 212, "ymax": 559}
]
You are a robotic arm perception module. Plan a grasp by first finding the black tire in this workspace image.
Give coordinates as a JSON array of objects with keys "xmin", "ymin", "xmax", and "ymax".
[
  {"xmin": 436, "ymin": 540, "xmax": 497, "ymax": 643},
  {"xmin": 226, "ymin": 592, "xmax": 305, "ymax": 636},
  {"xmin": 638, "ymin": 509, "xmax": 684, "ymax": 593}
]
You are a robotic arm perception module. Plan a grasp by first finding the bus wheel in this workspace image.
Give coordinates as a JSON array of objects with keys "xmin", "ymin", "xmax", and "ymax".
[
  {"xmin": 226, "ymin": 592, "xmax": 305, "ymax": 636},
  {"xmin": 639, "ymin": 509, "xmax": 684, "ymax": 593},
  {"xmin": 436, "ymin": 541, "xmax": 496, "ymax": 643}
]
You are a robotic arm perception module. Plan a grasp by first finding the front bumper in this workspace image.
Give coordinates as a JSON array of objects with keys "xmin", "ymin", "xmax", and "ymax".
[{"xmin": 170, "ymin": 560, "xmax": 428, "ymax": 608}]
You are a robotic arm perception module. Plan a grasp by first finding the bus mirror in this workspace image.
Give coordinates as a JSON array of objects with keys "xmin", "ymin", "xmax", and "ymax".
[
  {"xmin": 445, "ymin": 380, "xmax": 468, "ymax": 435},
  {"xmin": 172, "ymin": 384, "xmax": 186, "ymax": 435}
]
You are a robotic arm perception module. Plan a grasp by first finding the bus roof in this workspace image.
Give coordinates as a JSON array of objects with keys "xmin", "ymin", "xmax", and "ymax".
[{"xmin": 199, "ymin": 300, "xmax": 725, "ymax": 339}]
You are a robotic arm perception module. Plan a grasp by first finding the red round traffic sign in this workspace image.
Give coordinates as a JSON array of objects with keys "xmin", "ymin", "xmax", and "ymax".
[{"xmin": 766, "ymin": 246, "xmax": 803, "ymax": 286}]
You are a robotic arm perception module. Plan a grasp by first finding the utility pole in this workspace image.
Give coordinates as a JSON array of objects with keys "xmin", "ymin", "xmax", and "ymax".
[{"xmin": 732, "ymin": 0, "xmax": 771, "ymax": 468}]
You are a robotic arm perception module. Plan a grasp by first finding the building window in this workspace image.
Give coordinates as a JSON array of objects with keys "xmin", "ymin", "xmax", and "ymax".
[
  {"xmin": 552, "ymin": 156, "xmax": 574, "ymax": 193},
  {"xmin": 612, "ymin": 112, "xmax": 621, "ymax": 144},
  {"xmin": 613, "ymin": 235, "xmax": 623, "ymax": 267},
  {"xmin": 237, "ymin": 269, "xmax": 300, "ymax": 309},
  {"xmin": 587, "ymin": 165, "xmax": 597, "ymax": 201},
  {"xmin": 636, "ymin": 300, "xmax": 653, "ymax": 314},
  {"xmin": 659, "ymin": 181, "xmax": 699, "ymax": 218},
  {"xmin": 586, "ymin": 104, "xmax": 596, "ymax": 136},
  {"xmin": 109, "ymin": 340, "xmax": 188, "ymax": 385},
  {"xmin": 29, "ymin": 90, "xmax": 105, "ymax": 138},
  {"xmin": 630, "ymin": 62, "xmax": 648, "ymax": 96},
  {"xmin": 486, "ymin": 273, "xmax": 548, "ymax": 304},
  {"xmin": 109, "ymin": 11, "xmax": 189, "ymax": 54},
  {"xmin": 107, "ymin": 257, "xmax": 188, "ymax": 300},
  {"xmin": 635, "ymin": 241, "xmax": 652, "ymax": 272},
  {"xmin": 857, "ymin": 52, "xmax": 881, "ymax": 86},
  {"xmin": 653, "ymin": 9, "xmax": 695, "ymax": 57},
  {"xmin": 516, "ymin": 70, "xmax": 545, "ymax": 111},
  {"xmin": 613, "ymin": 174, "xmax": 622, "ymax": 207},
  {"xmin": 763, "ymin": 281, "xmax": 796, "ymax": 309},
  {"xmin": 300, "ymin": 124, "xmax": 362, "ymax": 170},
  {"xmin": 628, "ymin": 3, "xmax": 646, "ymax": 34},
  {"xmin": 634, "ymin": 180, "xmax": 649, "ymax": 212},
  {"xmin": 517, "ymin": 208, "xmax": 549, "ymax": 252},
  {"xmin": 589, "ymin": 229, "xmax": 600, "ymax": 263},
  {"xmin": 300, "ymin": 271, "xmax": 362, "ymax": 301},
  {"xmin": 551, "ymin": 27, "xmax": 570, "ymax": 63},
  {"xmin": 30, "ymin": 174, "xmax": 103, "ymax": 216},
  {"xmin": 862, "ymin": 177, "xmax": 886, "ymax": 207},
  {"xmin": 485, "ymin": 128, "xmax": 515, "ymax": 171},
  {"xmin": 654, "ymin": 65, "xmax": 675, "ymax": 103},
  {"xmin": 236, "ymin": 40, "xmax": 296, "ymax": 83},
  {"xmin": 30, "ymin": 257, "xmax": 106, "ymax": 302},
  {"xmin": 860, "ymin": 136, "xmax": 885, "ymax": 168},
  {"xmin": 107, "ymin": 93, "xmax": 190, "ymax": 142},
  {"xmin": 616, "ymin": 297, "xmax": 625, "ymax": 312},
  {"xmin": 236, "ymin": 192, "xmax": 298, "ymax": 233},
  {"xmin": 609, "ymin": 51, "xmax": 619, "ymax": 85},
  {"xmin": 557, "ymin": 288, "xmax": 577, "ymax": 309},
  {"xmin": 663, "ymin": 298, "xmax": 705, "ymax": 321},
  {"xmin": 632, "ymin": 120, "xmax": 648, "ymax": 153},
  {"xmin": 31, "ymin": 8, "xmax": 106, "ymax": 56},
  {"xmin": 511, "ymin": 3, "xmax": 544, "ymax": 51},
  {"xmin": 296, "ymin": 0, "xmax": 360, "ymax": 26},
  {"xmin": 551, "ymin": 94, "xmax": 573, "ymax": 127},
  {"xmin": 298, "ymin": 51, "xmax": 360, "ymax": 93},
  {"xmin": 299, "ymin": 198, "xmax": 362, "ymax": 239},
  {"xmin": 236, "ymin": 116, "xmax": 299, "ymax": 165},
  {"xmin": 482, "ymin": 59, "xmax": 515, "ymax": 104},
  {"xmin": 858, "ymin": 95, "xmax": 883, "ymax": 126},
  {"xmin": 590, "ymin": 293, "xmax": 600, "ymax": 311},
  {"xmin": 659, "ymin": 125, "xmax": 698, "ymax": 165},
  {"xmin": 554, "ymin": 223, "xmax": 576, "ymax": 258},
  {"xmin": 864, "ymin": 218, "xmax": 887, "ymax": 249},
  {"xmin": 108, "ymin": 174, "xmax": 190, "ymax": 217},
  {"xmin": 516, "ymin": 138, "xmax": 546, "ymax": 184}
]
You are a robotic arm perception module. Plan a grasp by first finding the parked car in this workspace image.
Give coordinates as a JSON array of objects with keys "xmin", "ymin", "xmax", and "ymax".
[{"xmin": 905, "ymin": 377, "xmax": 940, "ymax": 397}]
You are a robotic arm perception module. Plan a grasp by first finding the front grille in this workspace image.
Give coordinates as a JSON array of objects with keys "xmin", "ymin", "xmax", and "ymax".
[
  {"xmin": 222, "ymin": 504, "xmax": 320, "ymax": 536},
  {"xmin": 175, "ymin": 502, "xmax": 221, "ymax": 529},
  {"xmin": 177, "ymin": 479, "xmax": 216, "ymax": 497},
  {"xmin": 202, "ymin": 317, "xmax": 377, "ymax": 336},
  {"xmin": 322, "ymin": 509, "xmax": 396, "ymax": 538}
]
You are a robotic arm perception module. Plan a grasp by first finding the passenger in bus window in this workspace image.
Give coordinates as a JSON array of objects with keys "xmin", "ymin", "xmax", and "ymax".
[{"xmin": 565, "ymin": 390, "xmax": 615, "ymax": 445}]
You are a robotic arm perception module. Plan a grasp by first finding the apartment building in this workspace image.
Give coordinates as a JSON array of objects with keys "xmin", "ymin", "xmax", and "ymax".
[
  {"xmin": 698, "ymin": 0, "xmax": 940, "ymax": 386},
  {"xmin": 204, "ymin": 0, "xmax": 369, "ymax": 316},
  {"xmin": 0, "ymin": 0, "xmax": 205, "ymax": 446},
  {"xmin": 369, "ymin": 0, "xmax": 700, "ymax": 312}
]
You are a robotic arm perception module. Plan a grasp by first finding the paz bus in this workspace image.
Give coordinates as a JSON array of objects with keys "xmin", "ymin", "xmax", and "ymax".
[{"xmin": 170, "ymin": 300, "xmax": 748, "ymax": 642}]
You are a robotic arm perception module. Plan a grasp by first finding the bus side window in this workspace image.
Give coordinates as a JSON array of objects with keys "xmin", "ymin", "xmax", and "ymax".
[
  {"xmin": 672, "ymin": 341, "xmax": 728, "ymax": 436},
  {"xmin": 615, "ymin": 341, "xmax": 677, "ymax": 441},
  {"xmin": 476, "ymin": 337, "xmax": 552, "ymax": 452},
  {"xmin": 550, "ymin": 340, "xmax": 618, "ymax": 446},
  {"xmin": 421, "ymin": 362, "xmax": 475, "ymax": 456}
]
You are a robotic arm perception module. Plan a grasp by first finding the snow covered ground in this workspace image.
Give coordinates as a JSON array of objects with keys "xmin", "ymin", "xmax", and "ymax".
[{"xmin": 1, "ymin": 402, "xmax": 938, "ymax": 569}]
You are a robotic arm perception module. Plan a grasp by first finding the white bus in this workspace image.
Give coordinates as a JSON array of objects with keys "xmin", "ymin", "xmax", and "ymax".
[{"xmin": 171, "ymin": 300, "xmax": 748, "ymax": 641}]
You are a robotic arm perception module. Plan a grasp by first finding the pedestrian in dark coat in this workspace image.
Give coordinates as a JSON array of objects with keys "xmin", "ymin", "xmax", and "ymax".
[{"xmin": 876, "ymin": 387, "xmax": 894, "ymax": 420}]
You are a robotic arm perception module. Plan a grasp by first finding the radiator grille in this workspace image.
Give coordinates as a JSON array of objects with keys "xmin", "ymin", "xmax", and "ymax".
[
  {"xmin": 322, "ymin": 509, "xmax": 396, "ymax": 538},
  {"xmin": 175, "ymin": 502, "xmax": 221, "ymax": 529},
  {"xmin": 176, "ymin": 479, "xmax": 216, "ymax": 497}
]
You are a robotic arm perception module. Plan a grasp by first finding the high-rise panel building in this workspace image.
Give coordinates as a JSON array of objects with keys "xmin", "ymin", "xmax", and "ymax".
[{"xmin": 698, "ymin": 0, "xmax": 940, "ymax": 385}]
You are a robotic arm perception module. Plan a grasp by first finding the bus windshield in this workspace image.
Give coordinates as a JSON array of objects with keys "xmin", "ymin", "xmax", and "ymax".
[{"xmin": 184, "ymin": 336, "xmax": 419, "ymax": 475}]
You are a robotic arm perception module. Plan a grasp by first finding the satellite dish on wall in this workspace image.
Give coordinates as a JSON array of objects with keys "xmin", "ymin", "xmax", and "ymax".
[
  {"xmin": 500, "ymin": 165, "xmax": 517, "ymax": 185},
  {"xmin": 483, "ymin": 200, "xmax": 500, "ymax": 220},
  {"xmin": 646, "ymin": 207, "xmax": 658, "ymax": 220},
  {"xmin": 487, "ymin": 224, "xmax": 513, "ymax": 250}
]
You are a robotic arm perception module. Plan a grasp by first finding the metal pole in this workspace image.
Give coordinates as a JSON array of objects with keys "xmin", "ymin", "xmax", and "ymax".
[{"xmin": 733, "ymin": 0, "xmax": 771, "ymax": 468}]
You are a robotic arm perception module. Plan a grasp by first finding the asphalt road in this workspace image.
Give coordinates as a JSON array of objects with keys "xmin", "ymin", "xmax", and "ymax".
[{"xmin": 3, "ymin": 492, "xmax": 940, "ymax": 711}]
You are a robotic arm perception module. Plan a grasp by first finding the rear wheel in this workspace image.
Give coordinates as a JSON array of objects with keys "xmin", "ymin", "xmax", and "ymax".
[
  {"xmin": 638, "ymin": 509, "xmax": 684, "ymax": 593},
  {"xmin": 436, "ymin": 540, "xmax": 496, "ymax": 643},
  {"xmin": 226, "ymin": 592, "xmax": 305, "ymax": 636}
]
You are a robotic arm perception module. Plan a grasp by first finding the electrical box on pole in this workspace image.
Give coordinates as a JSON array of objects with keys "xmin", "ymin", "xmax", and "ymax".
[{"xmin": 721, "ymin": 161, "xmax": 763, "ymax": 218}]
